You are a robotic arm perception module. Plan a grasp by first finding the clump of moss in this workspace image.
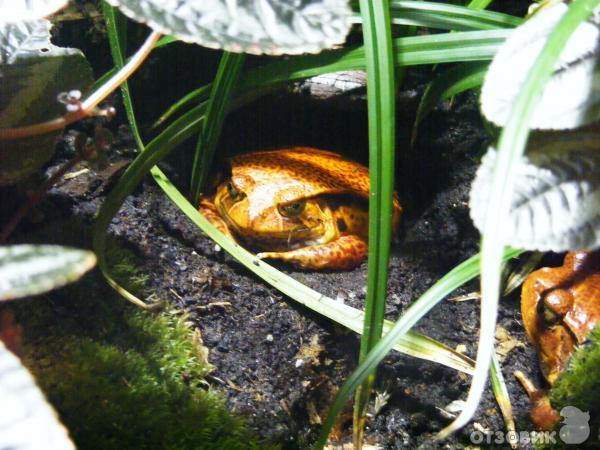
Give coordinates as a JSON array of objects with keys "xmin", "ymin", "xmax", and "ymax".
[
  {"xmin": 11, "ymin": 222, "xmax": 274, "ymax": 450},
  {"xmin": 536, "ymin": 326, "xmax": 600, "ymax": 449}
]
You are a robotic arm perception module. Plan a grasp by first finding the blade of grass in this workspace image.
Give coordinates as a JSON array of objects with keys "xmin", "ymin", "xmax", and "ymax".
[
  {"xmin": 102, "ymin": 2, "xmax": 144, "ymax": 151},
  {"xmin": 152, "ymin": 165, "xmax": 476, "ymax": 373},
  {"xmin": 315, "ymin": 247, "xmax": 523, "ymax": 449},
  {"xmin": 189, "ymin": 52, "xmax": 245, "ymax": 202},
  {"xmin": 156, "ymin": 30, "xmax": 510, "ymax": 128},
  {"xmin": 490, "ymin": 352, "xmax": 516, "ymax": 449},
  {"xmin": 467, "ymin": 0, "xmax": 494, "ymax": 10},
  {"xmin": 438, "ymin": 0, "xmax": 600, "ymax": 438},
  {"xmin": 412, "ymin": 61, "xmax": 489, "ymax": 145},
  {"xmin": 353, "ymin": 1, "xmax": 396, "ymax": 448},
  {"xmin": 389, "ymin": 1, "xmax": 522, "ymax": 30}
]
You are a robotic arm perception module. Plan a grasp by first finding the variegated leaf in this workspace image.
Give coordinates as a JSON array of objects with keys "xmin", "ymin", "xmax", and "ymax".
[
  {"xmin": 0, "ymin": 0, "xmax": 68, "ymax": 22},
  {"xmin": 469, "ymin": 133, "xmax": 600, "ymax": 251},
  {"xmin": 0, "ymin": 245, "xmax": 96, "ymax": 301},
  {"xmin": 480, "ymin": 3, "xmax": 600, "ymax": 130},
  {"xmin": 0, "ymin": 341, "xmax": 74, "ymax": 449},
  {"xmin": 0, "ymin": 19, "xmax": 93, "ymax": 185},
  {"xmin": 104, "ymin": 0, "xmax": 351, "ymax": 55}
]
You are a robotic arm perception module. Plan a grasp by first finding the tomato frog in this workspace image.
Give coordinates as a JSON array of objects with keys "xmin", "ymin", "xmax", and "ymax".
[
  {"xmin": 516, "ymin": 251, "xmax": 600, "ymax": 429},
  {"xmin": 199, "ymin": 147, "xmax": 402, "ymax": 270}
]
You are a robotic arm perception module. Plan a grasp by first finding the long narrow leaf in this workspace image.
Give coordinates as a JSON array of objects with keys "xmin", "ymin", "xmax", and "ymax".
[
  {"xmin": 102, "ymin": 2, "xmax": 144, "ymax": 151},
  {"xmin": 152, "ymin": 166, "xmax": 476, "ymax": 373},
  {"xmin": 440, "ymin": 0, "xmax": 600, "ymax": 438},
  {"xmin": 412, "ymin": 61, "xmax": 489, "ymax": 144},
  {"xmin": 389, "ymin": 1, "xmax": 521, "ymax": 30},
  {"xmin": 315, "ymin": 247, "xmax": 523, "ymax": 449},
  {"xmin": 189, "ymin": 52, "xmax": 245, "ymax": 202},
  {"xmin": 353, "ymin": 1, "xmax": 396, "ymax": 448},
  {"xmin": 158, "ymin": 30, "xmax": 510, "ymax": 128}
]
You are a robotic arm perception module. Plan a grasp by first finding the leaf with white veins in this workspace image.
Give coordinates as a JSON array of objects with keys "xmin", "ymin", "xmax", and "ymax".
[
  {"xmin": 0, "ymin": 19, "xmax": 93, "ymax": 185},
  {"xmin": 104, "ymin": 0, "xmax": 351, "ymax": 55},
  {"xmin": 0, "ymin": 0, "xmax": 68, "ymax": 23},
  {"xmin": 0, "ymin": 341, "xmax": 75, "ymax": 450},
  {"xmin": 481, "ymin": 3, "xmax": 600, "ymax": 130},
  {"xmin": 469, "ymin": 133, "xmax": 600, "ymax": 252},
  {"xmin": 0, "ymin": 245, "xmax": 97, "ymax": 301}
]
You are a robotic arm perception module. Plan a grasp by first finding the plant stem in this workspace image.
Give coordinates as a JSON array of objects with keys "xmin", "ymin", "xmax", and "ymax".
[{"xmin": 0, "ymin": 31, "xmax": 161, "ymax": 141}]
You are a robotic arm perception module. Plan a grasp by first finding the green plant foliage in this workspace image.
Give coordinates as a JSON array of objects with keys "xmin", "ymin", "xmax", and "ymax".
[
  {"xmin": 0, "ymin": 245, "xmax": 96, "ymax": 301},
  {"xmin": 354, "ymin": 0, "xmax": 396, "ymax": 446},
  {"xmin": 0, "ymin": 19, "xmax": 93, "ymax": 185},
  {"xmin": 14, "ymin": 235, "xmax": 273, "ymax": 450}
]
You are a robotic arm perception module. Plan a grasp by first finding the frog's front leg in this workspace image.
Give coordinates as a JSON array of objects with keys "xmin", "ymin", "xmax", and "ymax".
[
  {"xmin": 199, "ymin": 197, "xmax": 235, "ymax": 240},
  {"xmin": 257, "ymin": 235, "xmax": 368, "ymax": 270}
]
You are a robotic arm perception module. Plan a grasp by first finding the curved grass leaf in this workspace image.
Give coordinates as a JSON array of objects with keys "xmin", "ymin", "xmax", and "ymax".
[
  {"xmin": 444, "ymin": 0, "xmax": 600, "ymax": 438},
  {"xmin": 0, "ymin": 341, "xmax": 74, "ymax": 450},
  {"xmin": 189, "ymin": 52, "xmax": 245, "ymax": 202},
  {"xmin": 412, "ymin": 61, "xmax": 489, "ymax": 144},
  {"xmin": 152, "ymin": 166, "xmax": 475, "ymax": 374},
  {"xmin": 481, "ymin": 2, "xmax": 600, "ymax": 130},
  {"xmin": 0, "ymin": 245, "xmax": 96, "ymax": 301},
  {"xmin": 315, "ymin": 247, "xmax": 524, "ymax": 449},
  {"xmin": 104, "ymin": 0, "xmax": 352, "ymax": 55},
  {"xmin": 389, "ymin": 1, "xmax": 522, "ymax": 31},
  {"xmin": 155, "ymin": 30, "xmax": 510, "ymax": 128}
]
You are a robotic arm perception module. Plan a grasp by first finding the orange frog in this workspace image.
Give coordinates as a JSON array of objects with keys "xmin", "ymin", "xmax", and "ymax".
[
  {"xmin": 199, "ymin": 148, "xmax": 402, "ymax": 270},
  {"xmin": 516, "ymin": 251, "xmax": 600, "ymax": 429}
]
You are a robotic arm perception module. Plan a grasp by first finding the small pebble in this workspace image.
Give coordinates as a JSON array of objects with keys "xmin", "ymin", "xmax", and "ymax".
[{"xmin": 265, "ymin": 334, "xmax": 274, "ymax": 342}]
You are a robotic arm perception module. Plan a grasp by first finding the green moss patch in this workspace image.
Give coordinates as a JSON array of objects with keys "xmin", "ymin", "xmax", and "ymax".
[{"xmin": 11, "ymin": 236, "xmax": 274, "ymax": 450}]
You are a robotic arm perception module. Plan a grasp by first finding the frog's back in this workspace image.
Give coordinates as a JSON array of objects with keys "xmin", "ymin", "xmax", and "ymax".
[{"xmin": 229, "ymin": 147, "xmax": 371, "ymax": 201}]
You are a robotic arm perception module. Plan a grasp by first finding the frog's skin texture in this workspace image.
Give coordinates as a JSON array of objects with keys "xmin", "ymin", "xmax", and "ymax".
[
  {"xmin": 517, "ymin": 251, "xmax": 600, "ymax": 429},
  {"xmin": 199, "ymin": 147, "xmax": 402, "ymax": 270}
]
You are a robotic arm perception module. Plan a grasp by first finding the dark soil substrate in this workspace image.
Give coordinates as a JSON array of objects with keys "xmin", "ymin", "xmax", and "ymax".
[{"xmin": 32, "ymin": 81, "xmax": 545, "ymax": 449}]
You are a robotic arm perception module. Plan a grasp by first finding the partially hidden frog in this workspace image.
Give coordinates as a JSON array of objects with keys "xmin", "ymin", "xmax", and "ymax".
[
  {"xmin": 199, "ymin": 147, "xmax": 402, "ymax": 270},
  {"xmin": 516, "ymin": 251, "xmax": 600, "ymax": 429}
]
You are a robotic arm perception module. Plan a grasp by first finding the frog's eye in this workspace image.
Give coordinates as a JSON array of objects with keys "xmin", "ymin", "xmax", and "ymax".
[
  {"xmin": 227, "ymin": 181, "xmax": 241, "ymax": 200},
  {"xmin": 278, "ymin": 200, "xmax": 306, "ymax": 217}
]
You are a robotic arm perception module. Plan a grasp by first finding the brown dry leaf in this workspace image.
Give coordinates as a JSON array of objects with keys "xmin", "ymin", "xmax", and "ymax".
[
  {"xmin": 495, "ymin": 325, "xmax": 525, "ymax": 361},
  {"xmin": 295, "ymin": 334, "xmax": 324, "ymax": 366}
]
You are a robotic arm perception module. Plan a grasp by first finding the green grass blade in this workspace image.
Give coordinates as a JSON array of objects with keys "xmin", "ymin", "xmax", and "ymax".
[
  {"xmin": 157, "ymin": 30, "xmax": 510, "ymax": 128},
  {"xmin": 467, "ymin": 0, "xmax": 494, "ymax": 10},
  {"xmin": 389, "ymin": 1, "xmax": 522, "ymax": 30},
  {"xmin": 93, "ymin": 104, "xmax": 206, "ymax": 308},
  {"xmin": 440, "ymin": 0, "xmax": 600, "ymax": 438},
  {"xmin": 353, "ymin": 0, "xmax": 396, "ymax": 447},
  {"xmin": 151, "ymin": 165, "xmax": 476, "ymax": 373},
  {"xmin": 189, "ymin": 52, "xmax": 245, "ymax": 202},
  {"xmin": 490, "ymin": 353, "xmax": 516, "ymax": 441},
  {"xmin": 412, "ymin": 61, "xmax": 489, "ymax": 144},
  {"xmin": 315, "ymin": 247, "xmax": 523, "ymax": 449},
  {"xmin": 102, "ymin": 1, "xmax": 144, "ymax": 151}
]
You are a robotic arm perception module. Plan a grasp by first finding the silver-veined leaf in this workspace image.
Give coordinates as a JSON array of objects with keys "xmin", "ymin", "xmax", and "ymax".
[
  {"xmin": 0, "ymin": 0, "xmax": 68, "ymax": 22},
  {"xmin": 0, "ymin": 245, "xmax": 97, "ymax": 301},
  {"xmin": 0, "ymin": 341, "xmax": 74, "ymax": 450},
  {"xmin": 103, "ymin": 0, "xmax": 351, "ymax": 55},
  {"xmin": 480, "ymin": 3, "xmax": 600, "ymax": 130},
  {"xmin": 0, "ymin": 19, "xmax": 93, "ymax": 185},
  {"xmin": 469, "ymin": 134, "xmax": 600, "ymax": 251}
]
